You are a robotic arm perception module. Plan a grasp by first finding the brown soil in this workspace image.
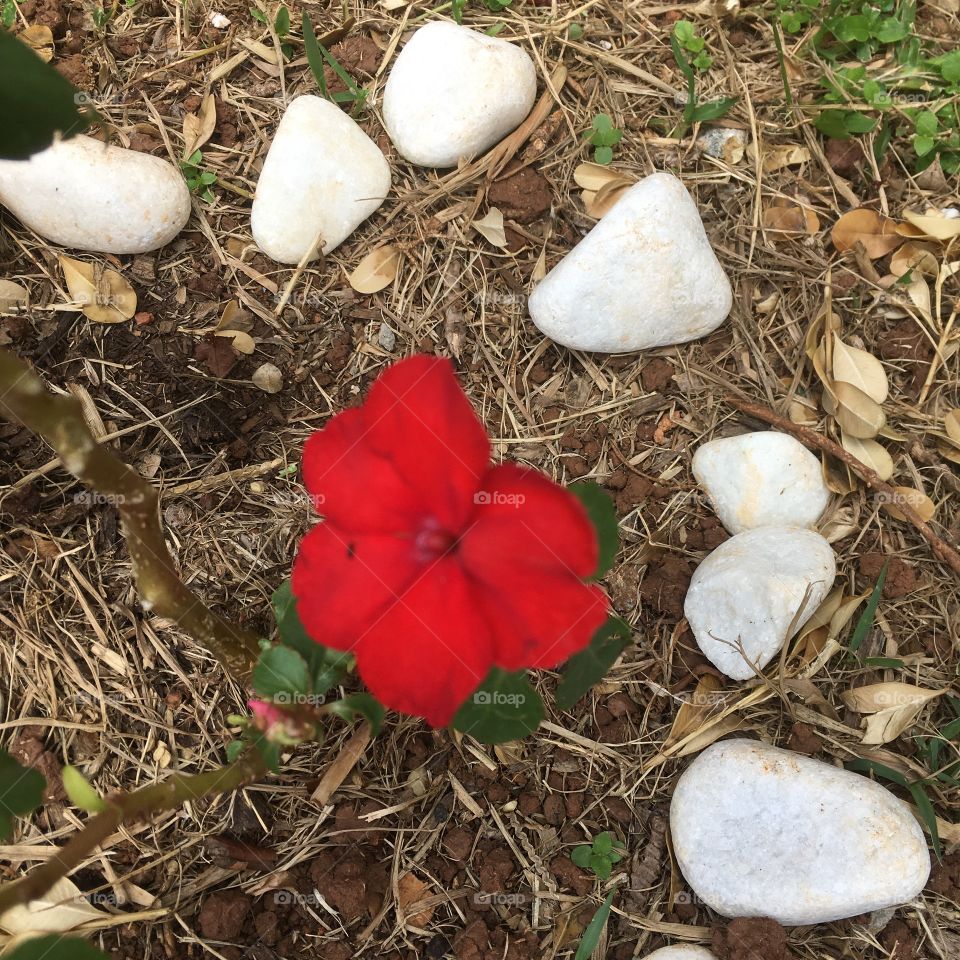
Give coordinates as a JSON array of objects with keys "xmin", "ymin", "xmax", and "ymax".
[
  {"xmin": 488, "ymin": 165, "xmax": 554, "ymax": 224},
  {"xmin": 859, "ymin": 552, "xmax": 919, "ymax": 599},
  {"xmin": 712, "ymin": 917, "xmax": 792, "ymax": 960}
]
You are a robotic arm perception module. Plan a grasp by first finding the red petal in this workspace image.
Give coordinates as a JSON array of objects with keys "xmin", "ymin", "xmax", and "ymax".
[
  {"xmin": 302, "ymin": 407, "xmax": 427, "ymax": 535},
  {"xmin": 292, "ymin": 522, "xmax": 420, "ymax": 652},
  {"xmin": 362, "ymin": 355, "xmax": 490, "ymax": 531},
  {"xmin": 461, "ymin": 464, "xmax": 599, "ymax": 577},
  {"xmin": 353, "ymin": 558, "xmax": 492, "ymax": 726},
  {"xmin": 459, "ymin": 464, "xmax": 607, "ymax": 669}
]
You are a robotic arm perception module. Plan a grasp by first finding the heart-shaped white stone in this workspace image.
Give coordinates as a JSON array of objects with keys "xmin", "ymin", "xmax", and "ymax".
[
  {"xmin": 251, "ymin": 96, "xmax": 390, "ymax": 264},
  {"xmin": 528, "ymin": 172, "xmax": 731, "ymax": 353},
  {"xmin": 383, "ymin": 21, "xmax": 536, "ymax": 168},
  {"xmin": 684, "ymin": 525, "xmax": 835, "ymax": 680}
]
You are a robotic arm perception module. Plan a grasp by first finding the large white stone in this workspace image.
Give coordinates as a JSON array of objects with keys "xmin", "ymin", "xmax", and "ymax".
[
  {"xmin": 382, "ymin": 21, "xmax": 536, "ymax": 168},
  {"xmin": 0, "ymin": 135, "xmax": 190, "ymax": 254},
  {"xmin": 684, "ymin": 526, "xmax": 835, "ymax": 680},
  {"xmin": 670, "ymin": 739, "xmax": 931, "ymax": 925},
  {"xmin": 692, "ymin": 431, "xmax": 830, "ymax": 534},
  {"xmin": 643, "ymin": 948, "xmax": 717, "ymax": 960},
  {"xmin": 528, "ymin": 172, "xmax": 731, "ymax": 353},
  {"xmin": 251, "ymin": 96, "xmax": 390, "ymax": 264}
]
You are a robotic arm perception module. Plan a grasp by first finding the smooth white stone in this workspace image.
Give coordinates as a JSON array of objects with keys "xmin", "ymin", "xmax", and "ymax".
[
  {"xmin": 684, "ymin": 526, "xmax": 835, "ymax": 680},
  {"xmin": 643, "ymin": 948, "xmax": 718, "ymax": 960},
  {"xmin": 692, "ymin": 431, "xmax": 831, "ymax": 534},
  {"xmin": 382, "ymin": 21, "xmax": 537, "ymax": 167},
  {"xmin": 0, "ymin": 135, "xmax": 190, "ymax": 254},
  {"xmin": 671, "ymin": 739, "xmax": 931, "ymax": 925},
  {"xmin": 528, "ymin": 173, "xmax": 732, "ymax": 353},
  {"xmin": 251, "ymin": 96, "xmax": 390, "ymax": 264}
]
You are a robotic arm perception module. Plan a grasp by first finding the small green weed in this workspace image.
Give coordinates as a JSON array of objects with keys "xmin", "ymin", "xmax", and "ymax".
[
  {"xmin": 570, "ymin": 833, "xmax": 626, "ymax": 960},
  {"xmin": 450, "ymin": 0, "xmax": 512, "ymax": 24},
  {"xmin": 302, "ymin": 12, "xmax": 368, "ymax": 115},
  {"xmin": 2, "ymin": 0, "xmax": 17, "ymax": 27},
  {"xmin": 670, "ymin": 20, "xmax": 737, "ymax": 135},
  {"xmin": 571, "ymin": 830, "xmax": 626, "ymax": 881},
  {"xmin": 770, "ymin": 0, "xmax": 960, "ymax": 174},
  {"xmin": 251, "ymin": 5, "xmax": 293, "ymax": 58},
  {"xmin": 181, "ymin": 149, "xmax": 217, "ymax": 202},
  {"xmin": 586, "ymin": 113, "xmax": 623, "ymax": 165}
]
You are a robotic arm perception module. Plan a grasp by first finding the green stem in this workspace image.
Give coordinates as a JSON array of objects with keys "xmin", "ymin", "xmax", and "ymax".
[
  {"xmin": 771, "ymin": 21, "xmax": 794, "ymax": 109},
  {"xmin": 0, "ymin": 751, "xmax": 266, "ymax": 914},
  {"xmin": 0, "ymin": 348, "xmax": 261, "ymax": 681}
]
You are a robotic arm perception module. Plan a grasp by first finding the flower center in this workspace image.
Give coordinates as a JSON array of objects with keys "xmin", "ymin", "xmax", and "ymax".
[{"xmin": 414, "ymin": 518, "xmax": 458, "ymax": 563}]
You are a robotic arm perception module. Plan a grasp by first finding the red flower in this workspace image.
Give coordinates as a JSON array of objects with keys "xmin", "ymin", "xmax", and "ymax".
[{"xmin": 291, "ymin": 355, "xmax": 608, "ymax": 726}]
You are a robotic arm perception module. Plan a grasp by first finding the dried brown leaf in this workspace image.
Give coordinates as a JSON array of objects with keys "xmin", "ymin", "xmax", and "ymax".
[
  {"xmin": 573, "ymin": 162, "xmax": 631, "ymax": 192},
  {"xmin": 20, "ymin": 24, "xmax": 54, "ymax": 61},
  {"xmin": 901, "ymin": 208, "xmax": 960, "ymax": 241},
  {"xmin": 839, "ymin": 433, "xmax": 894, "ymax": 481},
  {"xmin": 59, "ymin": 255, "xmax": 137, "ymax": 324},
  {"xmin": 348, "ymin": 245, "xmax": 401, "ymax": 294},
  {"xmin": 762, "ymin": 203, "xmax": 820, "ymax": 236},
  {"xmin": 889, "ymin": 241, "xmax": 940, "ymax": 278},
  {"xmin": 472, "ymin": 208, "xmax": 507, "ymax": 247},
  {"xmin": 0, "ymin": 279, "xmax": 29, "ymax": 313},
  {"xmin": 945, "ymin": 409, "xmax": 960, "ymax": 444},
  {"xmin": 832, "ymin": 336, "xmax": 888, "ymax": 403},
  {"xmin": 881, "ymin": 485, "xmax": 935, "ymax": 522},
  {"xmin": 831, "ymin": 208, "xmax": 902, "ymax": 258},
  {"xmin": 833, "ymin": 381, "xmax": 886, "ymax": 439}
]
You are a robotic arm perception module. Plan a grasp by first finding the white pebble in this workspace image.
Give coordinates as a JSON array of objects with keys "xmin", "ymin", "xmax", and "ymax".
[
  {"xmin": 670, "ymin": 739, "xmax": 931, "ymax": 925},
  {"xmin": 684, "ymin": 526, "xmax": 835, "ymax": 680},
  {"xmin": 0, "ymin": 135, "xmax": 190, "ymax": 254},
  {"xmin": 251, "ymin": 96, "xmax": 390, "ymax": 264},
  {"xmin": 528, "ymin": 172, "xmax": 731, "ymax": 353},
  {"xmin": 692, "ymin": 431, "xmax": 830, "ymax": 533},
  {"xmin": 383, "ymin": 21, "xmax": 536, "ymax": 168}
]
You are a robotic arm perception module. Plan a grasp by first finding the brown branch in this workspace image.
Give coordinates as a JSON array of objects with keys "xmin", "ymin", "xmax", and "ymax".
[
  {"xmin": 0, "ymin": 347, "xmax": 261, "ymax": 680},
  {"xmin": 0, "ymin": 750, "xmax": 267, "ymax": 915},
  {"xmin": 726, "ymin": 395, "xmax": 960, "ymax": 579}
]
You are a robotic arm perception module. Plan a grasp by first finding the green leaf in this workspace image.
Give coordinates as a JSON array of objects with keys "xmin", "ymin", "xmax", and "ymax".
[
  {"xmin": 252, "ymin": 646, "xmax": 311, "ymax": 702},
  {"xmin": 914, "ymin": 110, "xmax": 938, "ymax": 138},
  {"xmin": 302, "ymin": 11, "xmax": 331, "ymax": 98},
  {"xmin": 250, "ymin": 6, "xmax": 267, "ymax": 22},
  {"xmin": 591, "ymin": 113, "xmax": 614, "ymax": 136},
  {"xmin": 689, "ymin": 96, "xmax": 737, "ymax": 122},
  {"xmin": 593, "ymin": 145, "xmax": 613, "ymax": 165},
  {"xmin": 815, "ymin": 109, "xmax": 853, "ymax": 139},
  {"xmin": 593, "ymin": 831, "xmax": 613, "ymax": 855},
  {"xmin": 908, "ymin": 782, "xmax": 942, "ymax": 862},
  {"xmin": 834, "ymin": 14, "xmax": 870, "ymax": 42},
  {"xmin": 573, "ymin": 890, "xmax": 616, "ymax": 960},
  {"xmin": 274, "ymin": 4, "xmax": 289, "ymax": 37},
  {"xmin": 872, "ymin": 17, "xmax": 909, "ymax": 43},
  {"xmin": 567, "ymin": 22, "xmax": 583, "ymax": 40},
  {"xmin": 3, "ymin": 935, "xmax": 109, "ymax": 960},
  {"xmin": 328, "ymin": 693, "xmax": 385, "ymax": 734},
  {"xmin": 225, "ymin": 740, "xmax": 246, "ymax": 763},
  {"xmin": 452, "ymin": 668, "xmax": 545, "ymax": 744},
  {"xmin": 693, "ymin": 51, "xmax": 713, "ymax": 71},
  {"xmin": 845, "ymin": 756, "xmax": 908, "ymax": 788},
  {"xmin": 0, "ymin": 749, "xmax": 46, "ymax": 840},
  {"xmin": 590, "ymin": 854, "xmax": 611, "ymax": 880},
  {"xmin": 569, "ymin": 481, "xmax": 619, "ymax": 578},
  {"xmin": 913, "ymin": 135, "xmax": 936, "ymax": 158},
  {"xmin": 0, "ymin": 31, "xmax": 96, "ymax": 160},
  {"xmin": 848, "ymin": 560, "xmax": 888, "ymax": 654},
  {"xmin": 571, "ymin": 844, "xmax": 593, "ymax": 868},
  {"xmin": 864, "ymin": 657, "xmax": 904, "ymax": 669},
  {"xmin": 62, "ymin": 766, "xmax": 107, "ymax": 813},
  {"xmin": 939, "ymin": 50, "xmax": 960, "ymax": 84},
  {"xmin": 271, "ymin": 581, "xmax": 352, "ymax": 694},
  {"xmin": 843, "ymin": 111, "xmax": 877, "ymax": 134},
  {"xmin": 673, "ymin": 20, "xmax": 695, "ymax": 44},
  {"xmin": 555, "ymin": 617, "xmax": 631, "ymax": 711}
]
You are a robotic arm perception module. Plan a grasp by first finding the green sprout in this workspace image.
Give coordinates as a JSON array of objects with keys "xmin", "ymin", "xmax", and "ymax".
[
  {"xmin": 181, "ymin": 149, "xmax": 217, "ymax": 202},
  {"xmin": 2, "ymin": 0, "xmax": 17, "ymax": 28},
  {"xmin": 572, "ymin": 830, "xmax": 626, "ymax": 881},
  {"xmin": 587, "ymin": 113, "xmax": 623, "ymax": 165},
  {"xmin": 670, "ymin": 20, "xmax": 737, "ymax": 135},
  {"xmin": 251, "ymin": 5, "xmax": 292, "ymax": 58},
  {"xmin": 302, "ymin": 11, "xmax": 369, "ymax": 116}
]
